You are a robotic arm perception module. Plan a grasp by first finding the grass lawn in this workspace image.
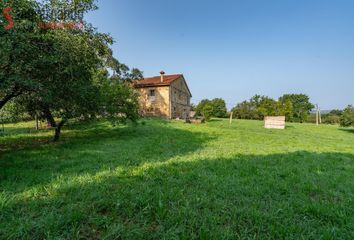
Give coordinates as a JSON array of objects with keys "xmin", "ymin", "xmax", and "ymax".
[{"xmin": 0, "ymin": 119, "xmax": 353, "ymax": 239}]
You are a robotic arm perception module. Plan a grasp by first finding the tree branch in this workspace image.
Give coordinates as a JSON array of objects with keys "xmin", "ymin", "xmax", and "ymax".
[{"xmin": 0, "ymin": 87, "xmax": 22, "ymax": 111}]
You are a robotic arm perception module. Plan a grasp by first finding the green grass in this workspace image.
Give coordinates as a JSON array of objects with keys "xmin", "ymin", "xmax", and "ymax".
[{"xmin": 0, "ymin": 119, "xmax": 353, "ymax": 239}]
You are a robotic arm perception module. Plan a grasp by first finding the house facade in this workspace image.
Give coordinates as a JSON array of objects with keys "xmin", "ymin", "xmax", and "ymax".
[{"xmin": 133, "ymin": 71, "xmax": 192, "ymax": 119}]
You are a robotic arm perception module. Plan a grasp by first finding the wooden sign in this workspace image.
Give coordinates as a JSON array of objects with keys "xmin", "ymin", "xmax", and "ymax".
[{"xmin": 264, "ymin": 116, "xmax": 285, "ymax": 129}]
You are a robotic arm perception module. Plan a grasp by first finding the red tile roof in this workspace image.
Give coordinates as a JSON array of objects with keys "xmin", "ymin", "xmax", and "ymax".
[
  {"xmin": 133, "ymin": 73, "xmax": 192, "ymax": 97},
  {"xmin": 133, "ymin": 74, "xmax": 183, "ymax": 87}
]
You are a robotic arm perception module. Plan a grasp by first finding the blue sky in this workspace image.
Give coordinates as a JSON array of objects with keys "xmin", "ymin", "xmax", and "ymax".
[{"xmin": 86, "ymin": 0, "xmax": 354, "ymax": 110}]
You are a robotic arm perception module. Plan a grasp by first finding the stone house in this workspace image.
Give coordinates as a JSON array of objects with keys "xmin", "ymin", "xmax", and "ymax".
[{"xmin": 133, "ymin": 71, "xmax": 192, "ymax": 119}]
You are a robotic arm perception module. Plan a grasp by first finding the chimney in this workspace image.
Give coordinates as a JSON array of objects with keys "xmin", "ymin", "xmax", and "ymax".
[{"xmin": 160, "ymin": 70, "xmax": 165, "ymax": 83}]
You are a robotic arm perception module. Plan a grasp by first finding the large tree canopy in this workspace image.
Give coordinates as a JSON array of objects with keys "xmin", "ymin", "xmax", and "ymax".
[
  {"xmin": 195, "ymin": 98, "xmax": 228, "ymax": 119},
  {"xmin": 278, "ymin": 94, "xmax": 314, "ymax": 123},
  {"xmin": 0, "ymin": 0, "xmax": 142, "ymax": 141},
  {"xmin": 232, "ymin": 94, "xmax": 313, "ymax": 122},
  {"xmin": 0, "ymin": 0, "xmax": 41, "ymax": 109}
]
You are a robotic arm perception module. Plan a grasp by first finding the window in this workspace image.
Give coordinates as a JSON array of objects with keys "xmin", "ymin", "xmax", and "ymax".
[
  {"xmin": 149, "ymin": 89, "xmax": 156, "ymax": 102},
  {"xmin": 149, "ymin": 89, "xmax": 155, "ymax": 97}
]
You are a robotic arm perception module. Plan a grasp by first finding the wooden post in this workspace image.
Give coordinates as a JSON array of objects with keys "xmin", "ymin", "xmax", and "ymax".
[
  {"xmin": 229, "ymin": 111, "xmax": 233, "ymax": 124},
  {"xmin": 316, "ymin": 104, "xmax": 319, "ymax": 126},
  {"xmin": 35, "ymin": 113, "xmax": 39, "ymax": 130},
  {"xmin": 319, "ymin": 107, "xmax": 322, "ymax": 124}
]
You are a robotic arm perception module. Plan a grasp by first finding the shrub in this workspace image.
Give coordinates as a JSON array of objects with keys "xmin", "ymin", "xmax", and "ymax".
[
  {"xmin": 340, "ymin": 105, "xmax": 354, "ymax": 127},
  {"xmin": 202, "ymin": 105, "xmax": 213, "ymax": 120},
  {"xmin": 0, "ymin": 101, "xmax": 31, "ymax": 123},
  {"xmin": 323, "ymin": 115, "xmax": 341, "ymax": 125},
  {"xmin": 196, "ymin": 98, "xmax": 227, "ymax": 118}
]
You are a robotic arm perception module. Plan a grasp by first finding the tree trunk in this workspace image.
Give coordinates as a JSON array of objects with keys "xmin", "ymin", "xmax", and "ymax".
[
  {"xmin": 42, "ymin": 106, "xmax": 56, "ymax": 127},
  {"xmin": 35, "ymin": 114, "xmax": 39, "ymax": 130},
  {"xmin": 53, "ymin": 119, "xmax": 66, "ymax": 142}
]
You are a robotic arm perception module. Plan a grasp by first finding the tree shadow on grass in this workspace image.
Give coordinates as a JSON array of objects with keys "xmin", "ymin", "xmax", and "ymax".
[
  {"xmin": 1, "ymin": 151, "xmax": 353, "ymax": 239},
  {"xmin": 0, "ymin": 132, "xmax": 53, "ymax": 153},
  {"xmin": 0, "ymin": 121, "xmax": 215, "ymax": 196},
  {"xmin": 0, "ymin": 119, "xmax": 184, "ymax": 154},
  {"xmin": 0, "ymin": 121, "xmax": 116, "ymax": 154},
  {"xmin": 339, "ymin": 128, "xmax": 354, "ymax": 134}
]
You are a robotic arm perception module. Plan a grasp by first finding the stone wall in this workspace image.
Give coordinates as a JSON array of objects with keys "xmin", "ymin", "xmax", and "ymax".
[
  {"xmin": 137, "ymin": 86, "xmax": 170, "ymax": 118},
  {"xmin": 136, "ymin": 76, "xmax": 192, "ymax": 119},
  {"xmin": 170, "ymin": 77, "xmax": 191, "ymax": 119}
]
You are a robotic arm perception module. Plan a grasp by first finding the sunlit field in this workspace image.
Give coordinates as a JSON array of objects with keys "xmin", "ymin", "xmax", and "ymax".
[{"xmin": 1, "ymin": 119, "xmax": 353, "ymax": 239}]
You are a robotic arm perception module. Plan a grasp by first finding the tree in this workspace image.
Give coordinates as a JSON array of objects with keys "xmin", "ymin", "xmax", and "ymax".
[
  {"xmin": 0, "ymin": 0, "xmax": 42, "ymax": 110},
  {"xmin": 321, "ymin": 109, "xmax": 342, "ymax": 125},
  {"xmin": 340, "ymin": 105, "xmax": 354, "ymax": 127},
  {"xmin": 201, "ymin": 105, "xmax": 213, "ymax": 120},
  {"xmin": 232, "ymin": 101, "xmax": 253, "ymax": 119},
  {"xmin": 190, "ymin": 103, "xmax": 197, "ymax": 111},
  {"xmin": 30, "ymin": 28, "xmax": 140, "ymax": 141},
  {"xmin": 0, "ymin": 100, "xmax": 30, "ymax": 124},
  {"xmin": 277, "ymin": 99, "xmax": 294, "ymax": 121},
  {"xmin": 232, "ymin": 94, "xmax": 312, "ymax": 122},
  {"xmin": 111, "ymin": 65, "xmax": 144, "ymax": 82},
  {"xmin": 257, "ymin": 96, "xmax": 278, "ymax": 118},
  {"xmin": 99, "ymin": 79, "xmax": 140, "ymax": 126},
  {"xmin": 196, "ymin": 98, "xmax": 228, "ymax": 118},
  {"xmin": 210, "ymin": 98, "xmax": 227, "ymax": 118},
  {"xmin": 278, "ymin": 94, "xmax": 314, "ymax": 123},
  {"xmin": 196, "ymin": 99, "xmax": 212, "ymax": 116},
  {"xmin": 129, "ymin": 68, "xmax": 144, "ymax": 80},
  {"xmin": 1, "ymin": 0, "xmax": 141, "ymax": 141},
  {"xmin": 329, "ymin": 109, "xmax": 343, "ymax": 116},
  {"xmin": 232, "ymin": 95, "xmax": 271, "ymax": 120},
  {"xmin": 322, "ymin": 115, "xmax": 341, "ymax": 125},
  {"xmin": 32, "ymin": 26, "xmax": 113, "ymax": 140}
]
